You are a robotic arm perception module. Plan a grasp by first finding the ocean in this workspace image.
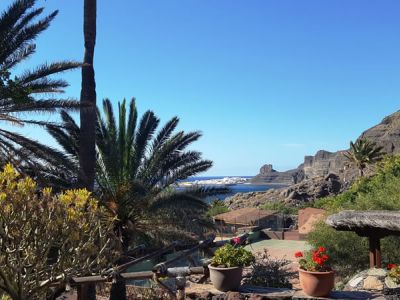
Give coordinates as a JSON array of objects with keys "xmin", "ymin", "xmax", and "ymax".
[{"xmin": 178, "ymin": 176, "xmax": 286, "ymax": 201}]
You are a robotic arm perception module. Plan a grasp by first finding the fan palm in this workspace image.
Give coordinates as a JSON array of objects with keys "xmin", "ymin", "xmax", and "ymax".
[
  {"xmin": 0, "ymin": 0, "xmax": 80, "ymax": 176},
  {"xmin": 47, "ymin": 98, "xmax": 227, "ymax": 250},
  {"xmin": 344, "ymin": 138, "xmax": 385, "ymax": 177}
]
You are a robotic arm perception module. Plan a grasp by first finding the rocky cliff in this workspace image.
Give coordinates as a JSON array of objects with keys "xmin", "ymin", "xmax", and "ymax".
[
  {"xmin": 253, "ymin": 111, "xmax": 400, "ymax": 184},
  {"xmin": 359, "ymin": 111, "xmax": 400, "ymax": 153},
  {"xmin": 229, "ymin": 111, "xmax": 400, "ymax": 208}
]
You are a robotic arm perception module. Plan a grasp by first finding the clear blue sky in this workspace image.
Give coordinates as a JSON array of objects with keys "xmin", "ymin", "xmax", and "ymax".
[{"xmin": 3, "ymin": 0, "xmax": 400, "ymax": 176}]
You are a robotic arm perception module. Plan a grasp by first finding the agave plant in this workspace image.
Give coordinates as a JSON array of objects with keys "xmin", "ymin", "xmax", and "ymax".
[
  {"xmin": 344, "ymin": 138, "xmax": 385, "ymax": 177},
  {"xmin": 0, "ymin": 0, "xmax": 80, "ymax": 178},
  {"xmin": 47, "ymin": 98, "xmax": 227, "ymax": 249}
]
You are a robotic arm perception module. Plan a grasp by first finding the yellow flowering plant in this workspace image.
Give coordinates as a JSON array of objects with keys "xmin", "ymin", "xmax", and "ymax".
[{"xmin": 0, "ymin": 165, "xmax": 119, "ymax": 300}]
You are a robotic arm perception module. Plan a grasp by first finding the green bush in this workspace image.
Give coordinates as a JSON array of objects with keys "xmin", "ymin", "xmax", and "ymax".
[
  {"xmin": 0, "ymin": 164, "xmax": 117, "ymax": 300},
  {"xmin": 208, "ymin": 199, "xmax": 229, "ymax": 217},
  {"xmin": 243, "ymin": 249, "xmax": 296, "ymax": 288},
  {"xmin": 211, "ymin": 244, "xmax": 255, "ymax": 268},
  {"xmin": 261, "ymin": 200, "xmax": 299, "ymax": 215},
  {"xmin": 315, "ymin": 155, "xmax": 400, "ymax": 212}
]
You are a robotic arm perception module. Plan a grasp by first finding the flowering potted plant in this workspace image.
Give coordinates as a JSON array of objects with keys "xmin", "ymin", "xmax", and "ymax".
[
  {"xmin": 384, "ymin": 264, "xmax": 400, "ymax": 296},
  {"xmin": 388, "ymin": 264, "xmax": 400, "ymax": 283},
  {"xmin": 295, "ymin": 247, "xmax": 334, "ymax": 297},
  {"xmin": 209, "ymin": 243, "xmax": 255, "ymax": 291}
]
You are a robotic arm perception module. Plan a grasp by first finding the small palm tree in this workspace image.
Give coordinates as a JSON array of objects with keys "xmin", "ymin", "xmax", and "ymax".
[
  {"xmin": 47, "ymin": 98, "xmax": 227, "ymax": 250},
  {"xmin": 344, "ymin": 138, "xmax": 385, "ymax": 177},
  {"xmin": 0, "ymin": 0, "xmax": 80, "ymax": 174}
]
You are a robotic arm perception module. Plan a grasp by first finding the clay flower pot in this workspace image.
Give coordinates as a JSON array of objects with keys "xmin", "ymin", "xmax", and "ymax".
[
  {"xmin": 208, "ymin": 265, "xmax": 243, "ymax": 291},
  {"xmin": 299, "ymin": 268, "xmax": 335, "ymax": 297}
]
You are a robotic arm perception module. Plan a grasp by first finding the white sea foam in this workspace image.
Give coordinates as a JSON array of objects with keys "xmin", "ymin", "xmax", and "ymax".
[{"xmin": 179, "ymin": 177, "xmax": 249, "ymax": 186}]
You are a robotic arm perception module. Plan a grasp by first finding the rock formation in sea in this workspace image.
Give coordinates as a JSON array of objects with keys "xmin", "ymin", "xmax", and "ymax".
[
  {"xmin": 228, "ymin": 111, "xmax": 400, "ymax": 209},
  {"xmin": 250, "ymin": 164, "xmax": 303, "ymax": 185}
]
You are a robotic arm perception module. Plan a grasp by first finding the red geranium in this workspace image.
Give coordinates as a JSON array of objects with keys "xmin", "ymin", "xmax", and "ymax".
[
  {"xmin": 295, "ymin": 251, "xmax": 303, "ymax": 258},
  {"xmin": 296, "ymin": 246, "xmax": 331, "ymax": 272},
  {"xmin": 388, "ymin": 264, "xmax": 397, "ymax": 270}
]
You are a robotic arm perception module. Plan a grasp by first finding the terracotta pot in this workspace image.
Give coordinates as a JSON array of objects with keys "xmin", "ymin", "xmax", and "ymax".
[
  {"xmin": 299, "ymin": 268, "xmax": 335, "ymax": 297},
  {"xmin": 208, "ymin": 265, "xmax": 243, "ymax": 291}
]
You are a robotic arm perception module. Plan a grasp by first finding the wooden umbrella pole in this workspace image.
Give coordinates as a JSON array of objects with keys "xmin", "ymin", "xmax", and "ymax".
[{"xmin": 368, "ymin": 236, "xmax": 382, "ymax": 268}]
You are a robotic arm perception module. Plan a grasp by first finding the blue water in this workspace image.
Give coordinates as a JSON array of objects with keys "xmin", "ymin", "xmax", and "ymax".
[{"xmin": 178, "ymin": 176, "xmax": 286, "ymax": 201}]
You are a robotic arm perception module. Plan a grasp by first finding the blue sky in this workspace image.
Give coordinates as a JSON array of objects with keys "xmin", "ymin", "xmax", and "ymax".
[{"xmin": 3, "ymin": 0, "xmax": 400, "ymax": 176}]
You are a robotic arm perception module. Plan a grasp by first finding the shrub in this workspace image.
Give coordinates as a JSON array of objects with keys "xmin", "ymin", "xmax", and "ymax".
[
  {"xmin": 261, "ymin": 201, "xmax": 299, "ymax": 215},
  {"xmin": 315, "ymin": 155, "xmax": 400, "ymax": 212},
  {"xmin": 243, "ymin": 249, "xmax": 295, "ymax": 288},
  {"xmin": 210, "ymin": 244, "xmax": 255, "ymax": 268},
  {"xmin": 208, "ymin": 199, "xmax": 229, "ymax": 217},
  {"xmin": 0, "ymin": 164, "xmax": 118, "ymax": 300}
]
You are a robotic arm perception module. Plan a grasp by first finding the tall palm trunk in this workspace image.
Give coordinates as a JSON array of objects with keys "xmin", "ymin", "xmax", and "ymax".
[
  {"xmin": 78, "ymin": 1, "xmax": 97, "ymax": 299},
  {"xmin": 79, "ymin": 0, "xmax": 97, "ymax": 191}
]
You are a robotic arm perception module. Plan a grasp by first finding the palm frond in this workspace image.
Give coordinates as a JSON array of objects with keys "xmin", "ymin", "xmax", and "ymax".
[
  {"xmin": 4, "ymin": 99, "xmax": 80, "ymax": 113},
  {"xmin": 0, "ymin": 0, "xmax": 81, "ymax": 190},
  {"xmin": 149, "ymin": 192, "xmax": 208, "ymax": 214},
  {"xmin": 131, "ymin": 110, "xmax": 159, "ymax": 176},
  {"xmin": 0, "ymin": 10, "xmax": 58, "ymax": 64},
  {"xmin": 151, "ymin": 116, "xmax": 179, "ymax": 152},
  {"xmin": 17, "ymin": 61, "xmax": 80, "ymax": 84}
]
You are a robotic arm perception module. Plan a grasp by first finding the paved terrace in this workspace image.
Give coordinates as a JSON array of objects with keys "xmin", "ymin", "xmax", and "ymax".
[{"xmin": 185, "ymin": 285, "xmax": 385, "ymax": 299}]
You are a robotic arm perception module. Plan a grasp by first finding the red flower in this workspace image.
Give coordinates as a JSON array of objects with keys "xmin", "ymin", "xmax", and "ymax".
[
  {"xmin": 313, "ymin": 256, "xmax": 324, "ymax": 265},
  {"xmin": 295, "ymin": 251, "xmax": 303, "ymax": 258},
  {"xmin": 231, "ymin": 237, "xmax": 241, "ymax": 245},
  {"xmin": 318, "ymin": 246, "xmax": 326, "ymax": 253},
  {"xmin": 388, "ymin": 264, "xmax": 397, "ymax": 270}
]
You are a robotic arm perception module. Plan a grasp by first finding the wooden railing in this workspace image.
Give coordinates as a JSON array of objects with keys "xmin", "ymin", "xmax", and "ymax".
[{"xmin": 71, "ymin": 233, "xmax": 249, "ymax": 300}]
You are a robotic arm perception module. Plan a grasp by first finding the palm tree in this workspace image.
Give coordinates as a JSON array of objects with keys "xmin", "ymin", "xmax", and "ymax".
[
  {"xmin": 79, "ymin": 0, "xmax": 97, "ymax": 191},
  {"xmin": 0, "ymin": 0, "xmax": 80, "ymax": 177},
  {"xmin": 47, "ymin": 98, "xmax": 227, "ymax": 250},
  {"xmin": 344, "ymin": 138, "xmax": 385, "ymax": 177}
]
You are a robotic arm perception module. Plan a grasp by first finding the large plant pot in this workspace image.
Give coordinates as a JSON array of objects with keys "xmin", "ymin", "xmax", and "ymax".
[
  {"xmin": 299, "ymin": 268, "xmax": 335, "ymax": 297},
  {"xmin": 208, "ymin": 265, "xmax": 243, "ymax": 292}
]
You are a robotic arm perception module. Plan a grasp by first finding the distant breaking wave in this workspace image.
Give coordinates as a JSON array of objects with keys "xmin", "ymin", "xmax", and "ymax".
[
  {"xmin": 178, "ymin": 176, "xmax": 250, "ymax": 187},
  {"xmin": 176, "ymin": 176, "xmax": 285, "ymax": 201}
]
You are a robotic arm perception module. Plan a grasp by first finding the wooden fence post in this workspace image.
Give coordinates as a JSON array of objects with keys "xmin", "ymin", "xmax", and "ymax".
[
  {"xmin": 368, "ymin": 236, "xmax": 382, "ymax": 268},
  {"xmin": 77, "ymin": 284, "xmax": 96, "ymax": 300},
  {"xmin": 176, "ymin": 276, "xmax": 186, "ymax": 300},
  {"xmin": 109, "ymin": 277, "xmax": 127, "ymax": 300}
]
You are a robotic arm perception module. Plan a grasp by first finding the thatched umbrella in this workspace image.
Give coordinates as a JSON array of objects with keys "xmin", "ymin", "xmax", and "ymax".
[{"xmin": 326, "ymin": 210, "xmax": 400, "ymax": 268}]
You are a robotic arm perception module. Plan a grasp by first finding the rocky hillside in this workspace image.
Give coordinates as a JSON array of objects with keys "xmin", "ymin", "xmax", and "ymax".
[
  {"xmin": 229, "ymin": 111, "xmax": 400, "ymax": 208},
  {"xmin": 227, "ymin": 173, "xmax": 343, "ymax": 209},
  {"xmin": 253, "ymin": 111, "xmax": 400, "ymax": 185}
]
